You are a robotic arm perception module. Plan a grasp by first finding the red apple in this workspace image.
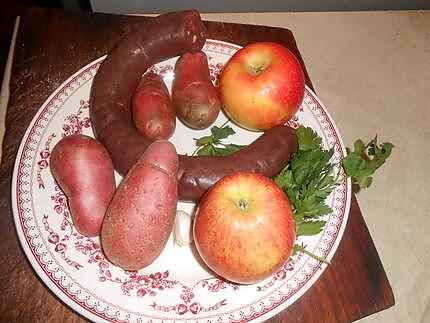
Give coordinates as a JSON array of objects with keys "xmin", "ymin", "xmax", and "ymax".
[
  {"xmin": 219, "ymin": 42, "xmax": 305, "ymax": 131},
  {"xmin": 193, "ymin": 172, "xmax": 296, "ymax": 284}
]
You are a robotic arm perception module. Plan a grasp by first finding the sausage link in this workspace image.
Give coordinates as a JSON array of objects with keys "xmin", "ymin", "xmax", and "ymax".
[{"xmin": 178, "ymin": 125, "xmax": 297, "ymax": 201}]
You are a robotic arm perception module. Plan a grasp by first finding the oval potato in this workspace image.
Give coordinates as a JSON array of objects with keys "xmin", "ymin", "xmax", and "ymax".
[
  {"xmin": 172, "ymin": 51, "xmax": 221, "ymax": 129},
  {"xmin": 50, "ymin": 134, "xmax": 116, "ymax": 237},
  {"xmin": 101, "ymin": 140, "xmax": 179, "ymax": 270},
  {"xmin": 132, "ymin": 72, "xmax": 176, "ymax": 140}
]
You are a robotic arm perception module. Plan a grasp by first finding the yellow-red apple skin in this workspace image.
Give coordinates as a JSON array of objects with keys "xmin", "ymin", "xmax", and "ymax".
[
  {"xmin": 193, "ymin": 172, "xmax": 296, "ymax": 284},
  {"xmin": 219, "ymin": 42, "xmax": 305, "ymax": 131}
]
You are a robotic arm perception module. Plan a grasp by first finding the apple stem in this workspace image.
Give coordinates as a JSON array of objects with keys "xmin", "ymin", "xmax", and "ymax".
[
  {"xmin": 237, "ymin": 198, "xmax": 249, "ymax": 211},
  {"xmin": 249, "ymin": 65, "xmax": 264, "ymax": 76}
]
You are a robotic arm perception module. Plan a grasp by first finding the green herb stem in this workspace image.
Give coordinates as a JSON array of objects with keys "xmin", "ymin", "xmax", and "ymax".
[{"xmin": 294, "ymin": 244, "xmax": 331, "ymax": 265}]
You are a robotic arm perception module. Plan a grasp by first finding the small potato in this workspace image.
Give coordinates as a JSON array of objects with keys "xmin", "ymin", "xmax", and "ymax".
[
  {"xmin": 50, "ymin": 134, "xmax": 116, "ymax": 237},
  {"xmin": 132, "ymin": 72, "xmax": 176, "ymax": 140},
  {"xmin": 172, "ymin": 51, "xmax": 221, "ymax": 130},
  {"xmin": 101, "ymin": 140, "xmax": 179, "ymax": 271}
]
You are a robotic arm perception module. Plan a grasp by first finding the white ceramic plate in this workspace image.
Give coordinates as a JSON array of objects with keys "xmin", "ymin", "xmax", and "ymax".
[{"xmin": 12, "ymin": 39, "xmax": 351, "ymax": 322}]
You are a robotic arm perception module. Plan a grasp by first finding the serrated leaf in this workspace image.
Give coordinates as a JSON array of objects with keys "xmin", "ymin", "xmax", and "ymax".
[
  {"xmin": 342, "ymin": 153, "xmax": 366, "ymax": 174},
  {"xmin": 193, "ymin": 124, "xmax": 240, "ymax": 157},
  {"xmin": 274, "ymin": 167, "xmax": 294, "ymax": 190},
  {"xmin": 314, "ymin": 174, "xmax": 336, "ymax": 200},
  {"xmin": 275, "ymin": 127, "xmax": 336, "ymax": 227},
  {"xmin": 296, "ymin": 126, "xmax": 322, "ymax": 151},
  {"xmin": 274, "ymin": 167, "xmax": 299, "ymax": 206},
  {"xmin": 374, "ymin": 142, "xmax": 394, "ymax": 165},
  {"xmin": 295, "ymin": 196, "xmax": 332, "ymax": 219},
  {"xmin": 296, "ymin": 220, "xmax": 326, "ymax": 236},
  {"xmin": 211, "ymin": 125, "xmax": 235, "ymax": 140},
  {"xmin": 343, "ymin": 136, "xmax": 394, "ymax": 189},
  {"xmin": 290, "ymin": 149, "xmax": 333, "ymax": 186}
]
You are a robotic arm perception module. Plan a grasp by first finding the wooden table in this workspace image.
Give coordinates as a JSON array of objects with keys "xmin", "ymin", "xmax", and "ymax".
[{"xmin": 0, "ymin": 7, "xmax": 394, "ymax": 322}]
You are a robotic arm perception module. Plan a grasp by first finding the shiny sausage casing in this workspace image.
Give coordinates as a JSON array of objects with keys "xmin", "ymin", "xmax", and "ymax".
[
  {"xmin": 90, "ymin": 10, "xmax": 298, "ymax": 202},
  {"xmin": 179, "ymin": 125, "xmax": 297, "ymax": 201}
]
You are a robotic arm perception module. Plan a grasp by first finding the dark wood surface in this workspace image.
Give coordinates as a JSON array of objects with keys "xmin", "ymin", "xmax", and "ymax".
[{"xmin": 0, "ymin": 7, "xmax": 394, "ymax": 322}]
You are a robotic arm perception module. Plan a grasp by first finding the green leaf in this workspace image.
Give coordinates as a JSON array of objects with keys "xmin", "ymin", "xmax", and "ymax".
[
  {"xmin": 211, "ymin": 125, "xmax": 235, "ymax": 140},
  {"xmin": 342, "ymin": 136, "xmax": 394, "ymax": 189},
  {"xmin": 211, "ymin": 146, "xmax": 233, "ymax": 156},
  {"xmin": 342, "ymin": 153, "xmax": 366, "ymax": 173},
  {"xmin": 220, "ymin": 143, "xmax": 246, "ymax": 155},
  {"xmin": 196, "ymin": 145, "xmax": 216, "ymax": 156},
  {"xmin": 274, "ymin": 167, "xmax": 294, "ymax": 190},
  {"xmin": 275, "ymin": 126, "xmax": 336, "ymax": 233},
  {"xmin": 295, "ymin": 196, "xmax": 332, "ymax": 219},
  {"xmin": 210, "ymin": 144, "xmax": 244, "ymax": 156},
  {"xmin": 193, "ymin": 124, "xmax": 242, "ymax": 157},
  {"xmin": 314, "ymin": 173, "xmax": 337, "ymax": 200},
  {"xmin": 296, "ymin": 220, "xmax": 326, "ymax": 236},
  {"xmin": 296, "ymin": 126, "xmax": 322, "ymax": 151},
  {"xmin": 274, "ymin": 167, "xmax": 300, "ymax": 207},
  {"xmin": 195, "ymin": 135, "xmax": 214, "ymax": 146},
  {"xmin": 353, "ymin": 139, "xmax": 366, "ymax": 154},
  {"xmin": 359, "ymin": 176, "xmax": 373, "ymax": 189},
  {"xmin": 290, "ymin": 149, "xmax": 333, "ymax": 186}
]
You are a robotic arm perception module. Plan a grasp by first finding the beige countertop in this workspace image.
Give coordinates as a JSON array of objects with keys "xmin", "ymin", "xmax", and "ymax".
[{"xmin": 1, "ymin": 10, "xmax": 429, "ymax": 322}]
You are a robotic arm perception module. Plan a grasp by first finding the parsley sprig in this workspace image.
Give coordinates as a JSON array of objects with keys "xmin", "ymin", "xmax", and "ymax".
[
  {"xmin": 275, "ymin": 126, "xmax": 393, "ymax": 263},
  {"xmin": 342, "ymin": 136, "xmax": 394, "ymax": 189},
  {"xmin": 275, "ymin": 127, "xmax": 339, "ymax": 234},
  {"xmin": 192, "ymin": 121, "xmax": 245, "ymax": 156}
]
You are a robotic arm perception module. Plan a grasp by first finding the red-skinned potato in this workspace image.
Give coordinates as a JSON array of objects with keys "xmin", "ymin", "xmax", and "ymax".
[
  {"xmin": 101, "ymin": 140, "xmax": 179, "ymax": 271},
  {"xmin": 172, "ymin": 51, "xmax": 221, "ymax": 129},
  {"xmin": 50, "ymin": 134, "xmax": 116, "ymax": 237},
  {"xmin": 132, "ymin": 72, "xmax": 176, "ymax": 140}
]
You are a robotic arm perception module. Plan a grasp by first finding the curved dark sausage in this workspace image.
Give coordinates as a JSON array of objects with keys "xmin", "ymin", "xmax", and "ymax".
[
  {"xmin": 178, "ymin": 125, "xmax": 297, "ymax": 201},
  {"xmin": 90, "ymin": 10, "xmax": 297, "ymax": 202}
]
